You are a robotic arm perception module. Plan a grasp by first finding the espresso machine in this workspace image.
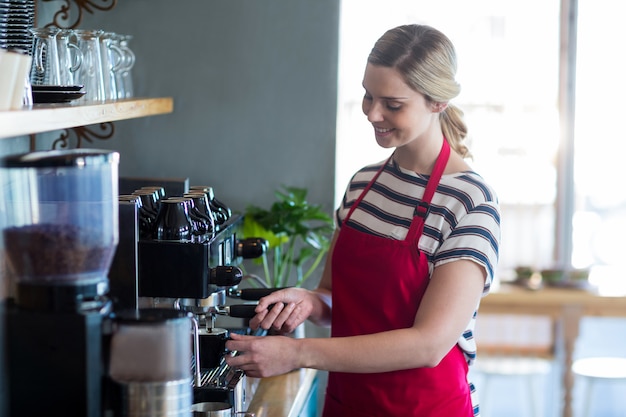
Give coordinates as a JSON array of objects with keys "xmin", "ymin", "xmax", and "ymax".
[
  {"xmin": 1, "ymin": 149, "xmax": 120, "ymax": 417},
  {"xmin": 1, "ymin": 149, "xmax": 267, "ymax": 417},
  {"xmin": 109, "ymin": 182, "xmax": 268, "ymax": 412}
]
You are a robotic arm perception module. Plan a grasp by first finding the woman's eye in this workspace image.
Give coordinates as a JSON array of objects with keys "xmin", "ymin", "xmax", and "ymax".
[
  {"xmin": 363, "ymin": 93, "xmax": 372, "ymax": 101},
  {"xmin": 387, "ymin": 103, "xmax": 401, "ymax": 111}
]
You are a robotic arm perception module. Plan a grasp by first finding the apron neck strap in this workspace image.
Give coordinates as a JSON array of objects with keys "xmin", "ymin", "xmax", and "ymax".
[
  {"xmin": 406, "ymin": 139, "xmax": 451, "ymax": 242},
  {"xmin": 414, "ymin": 139, "xmax": 450, "ymax": 218},
  {"xmin": 344, "ymin": 154, "xmax": 393, "ymax": 222},
  {"xmin": 344, "ymin": 138, "xmax": 451, "ymax": 232}
]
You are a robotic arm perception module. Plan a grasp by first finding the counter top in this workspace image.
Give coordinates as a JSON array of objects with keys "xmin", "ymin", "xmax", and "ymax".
[
  {"xmin": 246, "ymin": 368, "xmax": 318, "ymax": 417},
  {"xmin": 483, "ymin": 282, "xmax": 626, "ymax": 316}
]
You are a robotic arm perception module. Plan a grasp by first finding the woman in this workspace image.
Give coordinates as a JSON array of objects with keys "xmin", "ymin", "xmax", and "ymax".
[{"xmin": 225, "ymin": 24, "xmax": 501, "ymax": 416}]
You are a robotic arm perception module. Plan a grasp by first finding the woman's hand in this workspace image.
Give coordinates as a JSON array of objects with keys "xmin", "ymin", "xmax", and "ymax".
[
  {"xmin": 224, "ymin": 333, "xmax": 301, "ymax": 378},
  {"xmin": 249, "ymin": 287, "xmax": 314, "ymax": 334}
]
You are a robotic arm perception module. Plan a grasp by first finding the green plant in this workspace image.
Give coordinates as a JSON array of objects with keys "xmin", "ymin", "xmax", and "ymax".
[{"xmin": 242, "ymin": 186, "xmax": 334, "ymax": 288}]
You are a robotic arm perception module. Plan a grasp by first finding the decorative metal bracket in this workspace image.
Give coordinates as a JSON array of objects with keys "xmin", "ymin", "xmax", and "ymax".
[
  {"xmin": 51, "ymin": 123, "xmax": 116, "ymax": 149},
  {"xmin": 42, "ymin": 0, "xmax": 118, "ymax": 29},
  {"xmin": 29, "ymin": 123, "xmax": 116, "ymax": 151}
]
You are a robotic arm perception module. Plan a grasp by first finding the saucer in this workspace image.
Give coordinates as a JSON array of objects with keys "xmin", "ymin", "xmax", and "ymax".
[
  {"xmin": 32, "ymin": 84, "xmax": 84, "ymax": 92},
  {"xmin": 32, "ymin": 90, "xmax": 86, "ymax": 104}
]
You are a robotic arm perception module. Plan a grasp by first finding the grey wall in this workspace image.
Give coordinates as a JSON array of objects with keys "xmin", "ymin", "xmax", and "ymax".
[{"xmin": 22, "ymin": 0, "xmax": 340, "ymax": 219}]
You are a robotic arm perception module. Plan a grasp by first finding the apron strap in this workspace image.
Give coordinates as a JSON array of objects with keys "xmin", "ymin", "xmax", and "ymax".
[
  {"xmin": 343, "ymin": 138, "xmax": 451, "ymax": 242},
  {"xmin": 415, "ymin": 139, "xmax": 450, "ymax": 218},
  {"xmin": 343, "ymin": 154, "xmax": 393, "ymax": 223},
  {"xmin": 406, "ymin": 139, "xmax": 451, "ymax": 241}
]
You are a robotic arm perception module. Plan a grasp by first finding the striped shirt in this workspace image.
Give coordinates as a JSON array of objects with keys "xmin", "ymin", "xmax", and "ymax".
[{"xmin": 336, "ymin": 156, "xmax": 501, "ymax": 366}]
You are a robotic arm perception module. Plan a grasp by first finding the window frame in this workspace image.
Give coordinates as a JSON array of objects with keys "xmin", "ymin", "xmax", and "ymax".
[{"xmin": 555, "ymin": 0, "xmax": 577, "ymax": 269}]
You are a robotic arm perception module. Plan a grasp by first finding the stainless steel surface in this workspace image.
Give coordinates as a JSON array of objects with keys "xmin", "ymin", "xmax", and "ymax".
[
  {"xmin": 176, "ymin": 289, "xmax": 226, "ymax": 313},
  {"xmin": 109, "ymin": 309, "xmax": 192, "ymax": 383},
  {"xmin": 121, "ymin": 378, "xmax": 192, "ymax": 417}
]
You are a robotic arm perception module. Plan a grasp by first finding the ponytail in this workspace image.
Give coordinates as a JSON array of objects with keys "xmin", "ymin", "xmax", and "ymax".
[{"xmin": 440, "ymin": 104, "xmax": 470, "ymax": 158}]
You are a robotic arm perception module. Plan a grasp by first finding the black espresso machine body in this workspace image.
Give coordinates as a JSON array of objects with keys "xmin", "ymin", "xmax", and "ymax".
[{"xmin": 108, "ymin": 182, "xmax": 267, "ymax": 412}]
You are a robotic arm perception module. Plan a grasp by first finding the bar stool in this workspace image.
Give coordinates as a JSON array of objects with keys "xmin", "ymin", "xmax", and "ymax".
[
  {"xmin": 474, "ymin": 355, "xmax": 552, "ymax": 417},
  {"xmin": 473, "ymin": 314, "xmax": 555, "ymax": 417},
  {"xmin": 571, "ymin": 356, "xmax": 626, "ymax": 417}
]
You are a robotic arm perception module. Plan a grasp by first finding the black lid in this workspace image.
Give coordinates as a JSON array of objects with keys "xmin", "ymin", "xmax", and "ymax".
[{"xmin": 0, "ymin": 149, "xmax": 120, "ymax": 168}]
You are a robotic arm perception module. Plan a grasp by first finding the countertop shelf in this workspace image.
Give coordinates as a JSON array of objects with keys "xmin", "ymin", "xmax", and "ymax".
[{"xmin": 0, "ymin": 97, "xmax": 174, "ymax": 140}]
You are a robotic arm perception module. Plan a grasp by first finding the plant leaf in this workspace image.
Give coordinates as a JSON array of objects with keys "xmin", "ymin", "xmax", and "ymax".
[{"xmin": 242, "ymin": 185, "xmax": 334, "ymax": 287}]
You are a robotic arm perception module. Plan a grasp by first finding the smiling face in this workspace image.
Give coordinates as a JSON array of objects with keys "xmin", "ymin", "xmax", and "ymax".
[{"xmin": 361, "ymin": 63, "xmax": 442, "ymax": 152}]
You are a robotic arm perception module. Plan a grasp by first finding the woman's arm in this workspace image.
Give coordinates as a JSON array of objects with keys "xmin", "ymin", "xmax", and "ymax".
[{"xmin": 226, "ymin": 258, "xmax": 485, "ymax": 377}]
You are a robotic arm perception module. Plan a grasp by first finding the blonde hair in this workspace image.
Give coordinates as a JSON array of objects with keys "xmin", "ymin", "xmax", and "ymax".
[{"xmin": 368, "ymin": 24, "xmax": 470, "ymax": 158}]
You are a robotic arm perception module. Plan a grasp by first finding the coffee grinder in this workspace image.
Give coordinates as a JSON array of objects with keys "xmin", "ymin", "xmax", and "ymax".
[{"xmin": 1, "ymin": 149, "xmax": 120, "ymax": 417}]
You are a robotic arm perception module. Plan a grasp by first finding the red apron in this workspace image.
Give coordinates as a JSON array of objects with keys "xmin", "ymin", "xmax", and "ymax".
[{"xmin": 322, "ymin": 140, "xmax": 474, "ymax": 417}]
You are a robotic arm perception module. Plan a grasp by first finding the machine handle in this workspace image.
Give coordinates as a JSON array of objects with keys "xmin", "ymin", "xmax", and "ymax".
[
  {"xmin": 225, "ymin": 303, "xmax": 280, "ymax": 318},
  {"xmin": 226, "ymin": 304, "xmax": 259, "ymax": 318},
  {"xmin": 209, "ymin": 266, "xmax": 243, "ymax": 287},
  {"xmin": 228, "ymin": 287, "xmax": 287, "ymax": 300}
]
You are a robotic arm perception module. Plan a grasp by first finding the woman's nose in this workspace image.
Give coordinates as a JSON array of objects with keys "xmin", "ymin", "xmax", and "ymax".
[{"xmin": 363, "ymin": 100, "xmax": 383, "ymax": 123}]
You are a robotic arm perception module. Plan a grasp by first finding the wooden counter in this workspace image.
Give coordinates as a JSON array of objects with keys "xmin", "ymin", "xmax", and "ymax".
[
  {"xmin": 480, "ymin": 283, "xmax": 626, "ymax": 417},
  {"xmin": 246, "ymin": 368, "xmax": 318, "ymax": 417},
  {"xmin": 481, "ymin": 283, "xmax": 626, "ymax": 317}
]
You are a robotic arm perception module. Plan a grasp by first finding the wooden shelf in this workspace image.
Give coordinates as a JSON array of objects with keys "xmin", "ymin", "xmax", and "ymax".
[{"xmin": 0, "ymin": 97, "xmax": 174, "ymax": 140}]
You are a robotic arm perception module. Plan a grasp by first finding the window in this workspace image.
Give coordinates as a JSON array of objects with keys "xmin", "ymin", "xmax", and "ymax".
[
  {"xmin": 573, "ymin": 0, "xmax": 626, "ymax": 292},
  {"xmin": 337, "ymin": 0, "xmax": 623, "ymax": 290}
]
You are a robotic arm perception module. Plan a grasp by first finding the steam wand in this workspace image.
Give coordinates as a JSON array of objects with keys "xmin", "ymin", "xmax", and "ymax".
[{"xmin": 190, "ymin": 316, "xmax": 202, "ymax": 387}]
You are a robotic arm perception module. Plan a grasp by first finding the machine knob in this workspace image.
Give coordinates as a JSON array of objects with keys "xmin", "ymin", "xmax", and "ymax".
[
  {"xmin": 236, "ymin": 237, "xmax": 268, "ymax": 259},
  {"xmin": 209, "ymin": 265, "xmax": 243, "ymax": 287}
]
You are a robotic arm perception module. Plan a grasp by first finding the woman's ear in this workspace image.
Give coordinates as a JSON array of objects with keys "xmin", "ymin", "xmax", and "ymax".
[{"xmin": 433, "ymin": 102, "xmax": 448, "ymax": 113}]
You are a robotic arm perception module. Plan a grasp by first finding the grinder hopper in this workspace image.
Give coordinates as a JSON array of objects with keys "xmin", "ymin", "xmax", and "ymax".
[{"xmin": 0, "ymin": 148, "xmax": 120, "ymax": 307}]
